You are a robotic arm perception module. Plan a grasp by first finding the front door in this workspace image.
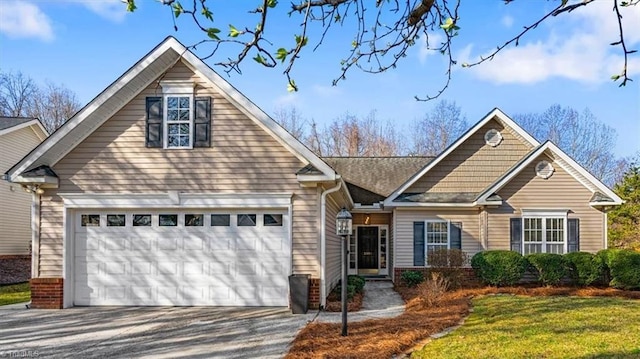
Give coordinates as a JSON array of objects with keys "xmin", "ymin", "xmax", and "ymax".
[{"xmin": 357, "ymin": 227, "xmax": 379, "ymax": 271}]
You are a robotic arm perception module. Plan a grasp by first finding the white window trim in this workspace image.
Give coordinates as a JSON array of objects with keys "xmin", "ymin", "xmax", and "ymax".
[
  {"xmin": 163, "ymin": 93, "xmax": 194, "ymax": 149},
  {"xmin": 424, "ymin": 220, "xmax": 450, "ymax": 266},
  {"xmin": 521, "ymin": 210, "xmax": 568, "ymax": 254}
]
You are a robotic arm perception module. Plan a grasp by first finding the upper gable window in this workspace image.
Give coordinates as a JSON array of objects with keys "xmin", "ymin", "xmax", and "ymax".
[
  {"xmin": 145, "ymin": 80, "xmax": 211, "ymax": 149},
  {"xmin": 484, "ymin": 129, "xmax": 503, "ymax": 147}
]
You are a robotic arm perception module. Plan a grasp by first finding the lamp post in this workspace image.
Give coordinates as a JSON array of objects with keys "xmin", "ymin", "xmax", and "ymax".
[{"xmin": 336, "ymin": 207, "xmax": 352, "ymax": 337}]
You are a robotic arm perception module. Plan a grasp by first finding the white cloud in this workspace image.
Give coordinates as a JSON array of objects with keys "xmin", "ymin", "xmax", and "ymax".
[
  {"xmin": 68, "ymin": 0, "xmax": 128, "ymax": 22},
  {"xmin": 312, "ymin": 84, "xmax": 343, "ymax": 97},
  {"xmin": 418, "ymin": 32, "xmax": 444, "ymax": 64},
  {"xmin": 459, "ymin": 1, "xmax": 640, "ymax": 85},
  {"xmin": 0, "ymin": 1, "xmax": 54, "ymax": 41},
  {"xmin": 274, "ymin": 93, "xmax": 300, "ymax": 107},
  {"xmin": 501, "ymin": 15, "xmax": 514, "ymax": 29}
]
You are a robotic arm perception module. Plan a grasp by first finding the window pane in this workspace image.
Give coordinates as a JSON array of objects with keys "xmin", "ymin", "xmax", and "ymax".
[
  {"xmin": 179, "ymin": 110, "xmax": 189, "ymax": 121},
  {"xmin": 264, "ymin": 214, "xmax": 283, "ymax": 226},
  {"xmin": 107, "ymin": 214, "xmax": 125, "ymax": 227},
  {"xmin": 133, "ymin": 214, "xmax": 151, "ymax": 226},
  {"xmin": 167, "ymin": 97, "xmax": 178, "ymax": 108},
  {"xmin": 167, "ymin": 109, "xmax": 178, "ymax": 122},
  {"xmin": 179, "ymin": 97, "xmax": 189, "ymax": 108},
  {"xmin": 349, "ymin": 236, "xmax": 356, "ymax": 269},
  {"xmin": 179, "ymin": 136, "xmax": 189, "ymax": 147},
  {"xmin": 179, "ymin": 123, "xmax": 189, "ymax": 134},
  {"xmin": 185, "ymin": 214, "xmax": 203, "ymax": 226},
  {"xmin": 168, "ymin": 124, "xmax": 179, "ymax": 134},
  {"xmin": 159, "ymin": 214, "xmax": 177, "ymax": 226},
  {"xmin": 211, "ymin": 214, "xmax": 230, "ymax": 226},
  {"xmin": 547, "ymin": 243, "xmax": 564, "ymax": 254},
  {"xmin": 237, "ymin": 214, "xmax": 256, "ymax": 226},
  {"xmin": 81, "ymin": 214, "xmax": 100, "ymax": 227},
  {"xmin": 380, "ymin": 229, "xmax": 387, "ymax": 269},
  {"xmin": 524, "ymin": 243, "xmax": 543, "ymax": 255}
]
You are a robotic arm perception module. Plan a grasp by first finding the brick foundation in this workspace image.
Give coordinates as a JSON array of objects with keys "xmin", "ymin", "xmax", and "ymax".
[
  {"xmin": 30, "ymin": 278, "xmax": 63, "ymax": 309},
  {"xmin": 0, "ymin": 255, "xmax": 31, "ymax": 260},
  {"xmin": 394, "ymin": 267, "xmax": 481, "ymax": 287},
  {"xmin": 309, "ymin": 278, "xmax": 320, "ymax": 309}
]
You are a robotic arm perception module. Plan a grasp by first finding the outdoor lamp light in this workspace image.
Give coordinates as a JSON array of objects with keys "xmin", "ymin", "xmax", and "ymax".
[
  {"xmin": 336, "ymin": 208, "xmax": 352, "ymax": 236},
  {"xmin": 336, "ymin": 207, "xmax": 352, "ymax": 336}
]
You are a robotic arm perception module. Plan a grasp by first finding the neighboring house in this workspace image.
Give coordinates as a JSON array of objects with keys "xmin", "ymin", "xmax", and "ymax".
[
  {"xmin": 0, "ymin": 117, "xmax": 48, "ymax": 259},
  {"xmin": 5, "ymin": 37, "xmax": 622, "ymax": 310}
]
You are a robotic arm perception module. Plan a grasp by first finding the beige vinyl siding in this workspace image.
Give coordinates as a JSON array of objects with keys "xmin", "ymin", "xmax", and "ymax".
[
  {"xmin": 407, "ymin": 119, "xmax": 532, "ymax": 193},
  {"xmin": 38, "ymin": 60, "xmax": 320, "ymax": 277},
  {"xmin": 0, "ymin": 127, "xmax": 43, "ymax": 255},
  {"xmin": 324, "ymin": 190, "xmax": 347, "ymax": 298},
  {"xmin": 487, "ymin": 154, "xmax": 605, "ymax": 253},
  {"xmin": 394, "ymin": 209, "xmax": 482, "ymax": 267}
]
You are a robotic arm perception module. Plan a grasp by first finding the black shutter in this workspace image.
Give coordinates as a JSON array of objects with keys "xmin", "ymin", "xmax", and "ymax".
[
  {"xmin": 193, "ymin": 96, "xmax": 212, "ymax": 147},
  {"xmin": 450, "ymin": 222, "xmax": 462, "ymax": 250},
  {"xmin": 568, "ymin": 218, "xmax": 580, "ymax": 252},
  {"xmin": 146, "ymin": 97, "xmax": 163, "ymax": 148},
  {"xmin": 510, "ymin": 218, "xmax": 522, "ymax": 253},
  {"xmin": 413, "ymin": 222, "xmax": 425, "ymax": 266}
]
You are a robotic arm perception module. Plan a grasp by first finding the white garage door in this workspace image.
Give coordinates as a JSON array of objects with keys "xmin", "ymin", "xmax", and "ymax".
[{"xmin": 73, "ymin": 209, "xmax": 290, "ymax": 306}]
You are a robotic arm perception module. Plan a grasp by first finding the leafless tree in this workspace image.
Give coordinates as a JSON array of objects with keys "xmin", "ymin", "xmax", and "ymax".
[
  {"xmin": 307, "ymin": 111, "xmax": 403, "ymax": 157},
  {"xmin": 411, "ymin": 100, "xmax": 467, "ymax": 156},
  {"xmin": 123, "ymin": 0, "xmax": 639, "ymax": 99},
  {"xmin": 272, "ymin": 106, "xmax": 306, "ymax": 139},
  {"xmin": 0, "ymin": 70, "xmax": 81, "ymax": 133},
  {"xmin": 514, "ymin": 105, "xmax": 622, "ymax": 186}
]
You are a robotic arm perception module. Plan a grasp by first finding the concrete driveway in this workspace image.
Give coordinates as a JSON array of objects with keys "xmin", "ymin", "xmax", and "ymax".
[{"xmin": 0, "ymin": 306, "xmax": 314, "ymax": 358}]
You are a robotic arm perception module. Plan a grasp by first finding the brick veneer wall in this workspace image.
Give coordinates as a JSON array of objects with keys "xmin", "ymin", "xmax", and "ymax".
[
  {"xmin": 30, "ymin": 278, "xmax": 63, "ymax": 309},
  {"xmin": 0, "ymin": 255, "xmax": 31, "ymax": 260},
  {"xmin": 309, "ymin": 278, "xmax": 320, "ymax": 309},
  {"xmin": 394, "ymin": 267, "xmax": 481, "ymax": 287}
]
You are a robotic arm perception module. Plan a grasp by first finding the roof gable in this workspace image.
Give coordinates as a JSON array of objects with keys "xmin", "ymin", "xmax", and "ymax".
[
  {"xmin": 0, "ymin": 117, "xmax": 47, "ymax": 139},
  {"xmin": 476, "ymin": 141, "xmax": 623, "ymax": 206},
  {"xmin": 6, "ymin": 37, "xmax": 335, "ymax": 182},
  {"xmin": 383, "ymin": 108, "xmax": 539, "ymax": 206}
]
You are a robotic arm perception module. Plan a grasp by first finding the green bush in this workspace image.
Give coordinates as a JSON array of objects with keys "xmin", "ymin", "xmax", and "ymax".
[
  {"xmin": 334, "ymin": 284, "xmax": 356, "ymax": 299},
  {"xmin": 564, "ymin": 252, "xmax": 605, "ymax": 286},
  {"xmin": 348, "ymin": 275, "xmax": 366, "ymax": 293},
  {"xmin": 471, "ymin": 250, "xmax": 527, "ymax": 286},
  {"xmin": 401, "ymin": 270, "xmax": 425, "ymax": 287},
  {"xmin": 526, "ymin": 253, "xmax": 568, "ymax": 286},
  {"xmin": 597, "ymin": 248, "xmax": 624, "ymax": 268},
  {"xmin": 606, "ymin": 249, "xmax": 640, "ymax": 290}
]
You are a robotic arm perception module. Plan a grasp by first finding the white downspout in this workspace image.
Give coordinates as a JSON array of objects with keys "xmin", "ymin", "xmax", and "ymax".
[
  {"xmin": 320, "ymin": 181, "xmax": 342, "ymax": 308},
  {"xmin": 31, "ymin": 191, "xmax": 41, "ymax": 278}
]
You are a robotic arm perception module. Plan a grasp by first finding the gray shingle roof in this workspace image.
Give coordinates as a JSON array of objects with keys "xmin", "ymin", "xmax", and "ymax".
[
  {"xmin": 323, "ymin": 157, "xmax": 434, "ymax": 203},
  {"xmin": 21, "ymin": 165, "xmax": 58, "ymax": 178},
  {"xmin": 590, "ymin": 191, "xmax": 614, "ymax": 203},
  {"xmin": 395, "ymin": 192, "xmax": 478, "ymax": 203},
  {"xmin": 0, "ymin": 117, "xmax": 36, "ymax": 131}
]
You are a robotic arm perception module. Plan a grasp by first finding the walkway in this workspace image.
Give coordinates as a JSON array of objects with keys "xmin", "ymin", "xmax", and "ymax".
[{"xmin": 314, "ymin": 280, "xmax": 405, "ymax": 323}]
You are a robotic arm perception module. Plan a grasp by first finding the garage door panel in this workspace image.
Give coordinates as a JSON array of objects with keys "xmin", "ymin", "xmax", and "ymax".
[{"xmin": 74, "ymin": 209, "xmax": 290, "ymax": 306}]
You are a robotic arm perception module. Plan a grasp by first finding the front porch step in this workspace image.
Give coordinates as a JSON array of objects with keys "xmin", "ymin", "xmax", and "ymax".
[{"xmin": 361, "ymin": 275, "xmax": 392, "ymax": 281}]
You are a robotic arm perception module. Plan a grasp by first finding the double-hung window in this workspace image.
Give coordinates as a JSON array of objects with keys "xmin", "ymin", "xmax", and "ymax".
[
  {"xmin": 165, "ymin": 95, "xmax": 193, "ymax": 148},
  {"xmin": 145, "ymin": 80, "xmax": 211, "ymax": 149},
  {"xmin": 521, "ymin": 211, "xmax": 567, "ymax": 254},
  {"xmin": 413, "ymin": 220, "xmax": 462, "ymax": 266}
]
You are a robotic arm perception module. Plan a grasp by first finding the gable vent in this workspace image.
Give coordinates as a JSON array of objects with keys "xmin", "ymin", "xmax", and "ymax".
[
  {"xmin": 535, "ymin": 160, "xmax": 554, "ymax": 179},
  {"xmin": 484, "ymin": 129, "xmax": 503, "ymax": 147}
]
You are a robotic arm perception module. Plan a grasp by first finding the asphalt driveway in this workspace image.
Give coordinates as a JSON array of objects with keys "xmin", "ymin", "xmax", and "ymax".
[{"xmin": 0, "ymin": 306, "xmax": 314, "ymax": 358}]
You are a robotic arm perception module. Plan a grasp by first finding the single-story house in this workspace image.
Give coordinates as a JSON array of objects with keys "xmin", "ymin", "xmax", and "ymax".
[
  {"xmin": 4, "ymin": 37, "xmax": 622, "ymax": 309},
  {"xmin": 1, "ymin": 117, "xmax": 48, "ymax": 260}
]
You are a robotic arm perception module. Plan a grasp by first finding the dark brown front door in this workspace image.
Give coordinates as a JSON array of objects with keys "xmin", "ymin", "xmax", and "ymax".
[{"xmin": 358, "ymin": 227, "xmax": 379, "ymax": 270}]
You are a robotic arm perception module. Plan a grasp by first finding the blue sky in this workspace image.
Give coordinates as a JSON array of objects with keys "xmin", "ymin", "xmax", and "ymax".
[{"xmin": 1, "ymin": 0, "xmax": 638, "ymax": 158}]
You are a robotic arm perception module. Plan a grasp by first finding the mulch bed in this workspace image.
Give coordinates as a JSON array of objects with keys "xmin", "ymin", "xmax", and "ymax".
[
  {"xmin": 286, "ymin": 285, "xmax": 639, "ymax": 359},
  {"xmin": 324, "ymin": 291, "xmax": 364, "ymax": 312},
  {"xmin": 0, "ymin": 258, "xmax": 30, "ymax": 285}
]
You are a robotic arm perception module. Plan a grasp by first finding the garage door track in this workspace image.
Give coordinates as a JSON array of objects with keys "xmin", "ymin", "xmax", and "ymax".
[{"xmin": 0, "ymin": 306, "xmax": 313, "ymax": 358}]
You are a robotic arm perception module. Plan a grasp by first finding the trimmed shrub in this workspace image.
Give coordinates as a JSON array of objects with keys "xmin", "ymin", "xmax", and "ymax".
[
  {"xmin": 334, "ymin": 284, "xmax": 356, "ymax": 300},
  {"xmin": 564, "ymin": 252, "xmax": 605, "ymax": 286},
  {"xmin": 401, "ymin": 270, "xmax": 425, "ymax": 287},
  {"xmin": 471, "ymin": 250, "xmax": 527, "ymax": 286},
  {"xmin": 348, "ymin": 275, "xmax": 366, "ymax": 294},
  {"xmin": 607, "ymin": 250, "xmax": 640, "ymax": 290},
  {"xmin": 597, "ymin": 249, "xmax": 623, "ymax": 285},
  {"xmin": 526, "ymin": 253, "xmax": 568, "ymax": 286}
]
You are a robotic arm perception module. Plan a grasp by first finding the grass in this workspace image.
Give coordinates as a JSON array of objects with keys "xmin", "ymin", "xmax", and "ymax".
[
  {"xmin": 0, "ymin": 282, "xmax": 31, "ymax": 306},
  {"xmin": 412, "ymin": 295, "xmax": 640, "ymax": 359},
  {"xmin": 286, "ymin": 286, "xmax": 640, "ymax": 359}
]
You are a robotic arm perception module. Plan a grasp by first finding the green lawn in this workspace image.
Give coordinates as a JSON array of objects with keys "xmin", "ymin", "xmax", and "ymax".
[
  {"xmin": 0, "ymin": 282, "xmax": 31, "ymax": 306},
  {"xmin": 413, "ymin": 295, "xmax": 640, "ymax": 359}
]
